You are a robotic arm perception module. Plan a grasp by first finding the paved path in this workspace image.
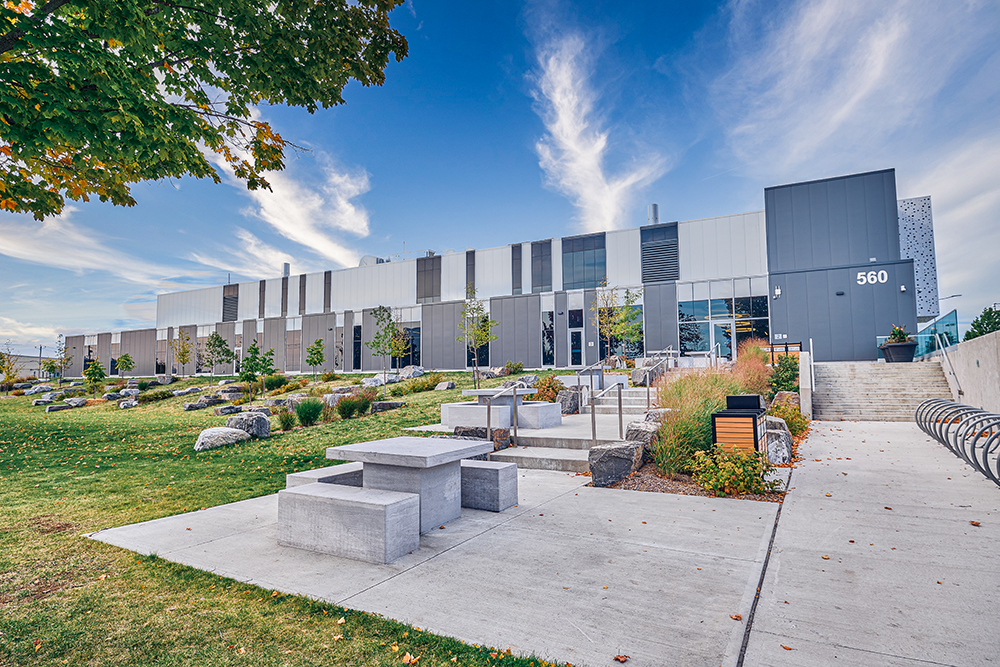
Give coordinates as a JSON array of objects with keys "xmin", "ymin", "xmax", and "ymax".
[{"xmin": 743, "ymin": 421, "xmax": 1000, "ymax": 667}]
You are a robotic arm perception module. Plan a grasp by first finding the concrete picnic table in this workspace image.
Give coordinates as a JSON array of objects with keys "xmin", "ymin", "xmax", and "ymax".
[
  {"xmin": 462, "ymin": 387, "xmax": 536, "ymax": 407},
  {"xmin": 327, "ymin": 436, "xmax": 493, "ymax": 533}
]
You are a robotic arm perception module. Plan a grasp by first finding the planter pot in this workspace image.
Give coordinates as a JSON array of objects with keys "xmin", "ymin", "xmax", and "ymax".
[{"xmin": 880, "ymin": 341, "xmax": 917, "ymax": 363}]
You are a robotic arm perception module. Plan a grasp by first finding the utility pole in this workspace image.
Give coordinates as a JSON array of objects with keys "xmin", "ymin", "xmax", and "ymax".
[{"xmin": 37, "ymin": 345, "xmax": 43, "ymax": 378}]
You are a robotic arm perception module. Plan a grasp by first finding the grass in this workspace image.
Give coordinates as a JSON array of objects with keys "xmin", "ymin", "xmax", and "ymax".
[{"xmin": 0, "ymin": 371, "xmax": 575, "ymax": 666}]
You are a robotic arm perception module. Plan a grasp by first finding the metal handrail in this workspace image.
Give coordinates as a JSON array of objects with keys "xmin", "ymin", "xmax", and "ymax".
[
  {"xmin": 935, "ymin": 332, "xmax": 963, "ymax": 397},
  {"xmin": 575, "ymin": 359, "xmax": 605, "ymax": 393},
  {"xmin": 642, "ymin": 347, "xmax": 677, "ymax": 409},
  {"xmin": 916, "ymin": 398, "xmax": 1000, "ymax": 487},
  {"xmin": 485, "ymin": 381, "xmax": 529, "ymax": 445},
  {"xmin": 809, "ymin": 337, "xmax": 816, "ymax": 393},
  {"xmin": 586, "ymin": 381, "xmax": 625, "ymax": 445}
]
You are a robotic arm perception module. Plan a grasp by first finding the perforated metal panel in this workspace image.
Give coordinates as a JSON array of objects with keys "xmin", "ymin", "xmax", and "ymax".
[{"xmin": 897, "ymin": 196, "xmax": 939, "ymax": 321}]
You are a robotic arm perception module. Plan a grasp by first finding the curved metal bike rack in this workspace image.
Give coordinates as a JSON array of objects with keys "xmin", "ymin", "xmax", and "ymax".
[{"xmin": 916, "ymin": 398, "xmax": 1000, "ymax": 487}]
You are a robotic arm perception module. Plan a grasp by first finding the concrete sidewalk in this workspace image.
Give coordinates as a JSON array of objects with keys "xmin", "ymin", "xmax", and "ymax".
[
  {"xmin": 743, "ymin": 421, "xmax": 1000, "ymax": 667},
  {"xmin": 91, "ymin": 469, "xmax": 778, "ymax": 667}
]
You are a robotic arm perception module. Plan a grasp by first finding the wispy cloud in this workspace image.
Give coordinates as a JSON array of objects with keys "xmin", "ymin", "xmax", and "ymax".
[
  {"xmin": 530, "ymin": 33, "xmax": 667, "ymax": 232},
  {"xmin": 206, "ymin": 136, "xmax": 371, "ymax": 269},
  {"xmin": 0, "ymin": 316, "xmax": 59, "ymax": 347},
  {"xmin": 188, "ymin": 228, "xmax": 324, "ymax": 279},
  {"xmin": 0, "ymin": 208, "xmax": 183, "ymax": 287}
]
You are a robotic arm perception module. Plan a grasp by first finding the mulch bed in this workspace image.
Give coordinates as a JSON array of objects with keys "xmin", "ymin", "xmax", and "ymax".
[{"xmin": 608, "ymin": 464, "xmax": 785, "ymax": 503}]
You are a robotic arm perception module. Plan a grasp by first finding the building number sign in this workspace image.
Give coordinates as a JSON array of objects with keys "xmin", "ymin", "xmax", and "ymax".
[{"xmin": 856, "ymin": 270, "xmax": 888, "ymax": 285}]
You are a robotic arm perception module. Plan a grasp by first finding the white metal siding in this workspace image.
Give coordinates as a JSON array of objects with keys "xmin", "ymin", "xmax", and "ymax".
[
  {"xmin": 237, "ymin": 281, "xmax": 259, "ymax": 321},
  {"xmin": 264, "ymin": 278, "xmax": 283, "ymax": 318},
  {"xmin": 329, "ymin": 259, "xmax": 416, "ymax": 311},
  {"xmin": 156, "ymin": 286, "xmax": 222, "ymax": 328},
  {"xmin": 440, "ymin": 252, "xmax": 466, "ymax": 302},
  {"xmin": 305, "ymin": 272, "xmax": 325, "ymax": 313},
  {"xmin": 286, "ymin": 279, "xmax": 300, "ymax": 316},
  {"xmin": 678, "ymin": 211, "xmax": 767, "ymax": 282},
  {"xmin": 606, "ymin": 228, "xmax": 641, "ymax": 287},
  {"xmin": 475, "ymin": 246, "xmax": 512, "ymax": 299}
]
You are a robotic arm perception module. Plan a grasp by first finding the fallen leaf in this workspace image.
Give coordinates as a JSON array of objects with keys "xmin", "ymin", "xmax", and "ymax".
[
  {"xmin": 885, "ymin": 507, "xmax": 892, "ymax": 510},
  {"xmin": 451, "ymin": 658, "xmax": 457, "ymax": 663},
  {"xmin": 730, "ymin": 614, "xmax": 742, "ymax": 621},
  {"xmin": 337, "ymin": 617, "xmax": 346, "ymax": 625},
  {"xmin": 333, "ymin": 635, "xmax": 343, "ymax": 642},
  {"xmin": 821, "ymin": 555, "xmax": 830, "ymax": 560},
  {"xmin": 781, "ymin": 645, "xmax": 795, "ymax": 650},
  {"xmin": 825, "ymin": 493, "xmax": 831, "ymax": 497},
  {"xmin": 392, "ymin": 645, "xmax": 399, "ymax": 652},
  {"xmin": 936, "ymin": 581, "xmax": 942, "ymax": 585},
  {"xmin": 271, "ymin": 591, "xmax": 279, "ymax": 597},
  {"xmin": 603, "ymin": 586, "xmax": 608, "ymax": 589},
  {"xmin": 98, "ymin": 574, "xmax": 109, "ymax": 580},
  {"xmin": 970, "ymin": 521, "xmax": 981, "ymax": 527},
  {"xmin": 490, "ymin": 653, "xmax": 498, "ymax": 658},
  {"xmin": 613, "ymin": 656, "xmax": 629, "ymax": 663}
]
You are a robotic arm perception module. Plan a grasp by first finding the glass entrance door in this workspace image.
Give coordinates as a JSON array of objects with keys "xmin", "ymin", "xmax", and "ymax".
[
  {"xmin": 711, "ymin": 320, "xmax": 734, "ymax": 361},
  {"xmin": 570, "ymin": 331, "xmax": 583, "ymax": 366}
]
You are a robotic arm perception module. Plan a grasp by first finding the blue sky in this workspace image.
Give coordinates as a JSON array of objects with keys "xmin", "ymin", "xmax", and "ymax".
[{"xmin": 2, "ymin": 0, "xmax": 999, "ymax": 354}]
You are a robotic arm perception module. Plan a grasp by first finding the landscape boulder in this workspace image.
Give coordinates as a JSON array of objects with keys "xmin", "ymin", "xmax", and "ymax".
[
  {"xmin": 765, "ymin": 416, "xmax": 790, "ymax": 435},
  {"xmin": 361, "ymin": 377, "xmax": 384, "ymax": 388},
  {"xmin": 772, "ymin": 391, "xmax": 800, "ymax": 409},
  {"xmin": 766, "ymin": 430, "xmax": 793, "ymax": 465},
  {"xmin": 588, "ymin": 441, "xmax": 643, "ymax": 487},
  {"xmin": 373, "ymin": 373, "xmax": 400, "ymax": 385},
  {"xmin": 399, "ymin": 365, "xmax": 424, "ymax": 379},
  {"xmin": 120, "ymin": 388, "xmax": 140, "ymax": 397},
  {"xmin": 68, "ymin": 381, "xmax": 83, "ymax": 387},
  {"xmin": 183, "ymin": 402, "xmax": 208, "ymax": 411},
  {"xmin": 194, "ymin": 427, "xmax": 251, "ymax": 452},
  {"xmin": 41, "ymin": 392, "xmax": 65, "ymax": 401},
  {"xmin": 282, "ymin": 393, "xmax": 308, "ymax": 406},
  {"xmin": 263, "ymin": 398, "xmax": 286, "ymax": 407},
  {"xmin": 644, "ymin": 408, "xmax": 672, "ymax": 423},
  {"xmin": 13, "ymin": 382, "xmax": 31, "ymax": 390},
  {"xmin": 556, "ymin": 386, "xmax": 584, "ymax": 415},
  {"xmin": 118, "ymin": 399, "xmax": 138, "ymax": 409},
  {"xmin": 453, "ymin": 426, "xmax": 510, "ymax": 450},
  {"xmin": 46, "ymin": 404, "xmax": 72, "ymax": 413},
  {"xmin": 323, "ymin": 393, "xmax": 347, "ymax": 408},
  {"xmin": 329, "ymin": 385, "xmax": 355, "ymax": 395},
  {"xmin": 213, "ymin": 405, "xmax": 242, "ymax": 416},
  {"xmin": 473, "ymin": 369, "xmax": 496, "ymax": 381},
  {"xmin": 434, "ymin": 381, "xmax": 456, "ymax": 391},
  {"xmin": 155, "ymin": 375, "xmax": 173, "ymax": 385},
  {"xmin": 490, "ymin": 366, "xmax": 510, "ymax": 377},
  {"xmin": 102, "ymin": 392, "xmax": 121, "ymax": 401},
  {"xmin": 370, "ymin": 400, "xmax": 404, "ymax": 414},
  {"xmin": 226, "ymin": 412, "xmax": 270, "ymax": 439},
  {"xmin": 625, "ymin": 420, "xmax": 659, "ymax": 446},
  {"xmin": 32, "ymin": 399, "xmax": 52, "ymax": 406},
  {"xmin": 517, "ymin": 374, "xmax": 539, "ymax": 387},
  {"xmin": 242, "ymin": 406, "xmax": 271, "ymax": 415},
  {"xmin": 218, "ymin": 379, "xmax": 236, "ymax": 386},
  {"xmin": 202, "ymin": 397, "xmax": 225, "ymax": 407},
  {"xmin": 64, "ymin": 397, "xmax": 88, "ymax": 408}
]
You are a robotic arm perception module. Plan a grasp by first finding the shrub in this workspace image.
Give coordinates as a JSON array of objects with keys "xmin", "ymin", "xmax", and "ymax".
[
  {"xmin": 275, "ymin": 408, "xmax": 297, "ymax": 431},
  {"xmin": 769, "ymin": 355, "xmax": 799, "ymax": 398},
  {"xmin": 137, "ymin": 381, "xmax": 150, "ymax": 391},
  {"xmin": 321, "ymin": 370, "xmax": 339, "ymax": 382},
  {"xmin": 297, "ymin": 377, "xmax": 309, "ymax": 388},
  {"xmin": 264, "ymin": 374, "xmax": 288, "ymax": 390},
  {"xmin": 295, "ymin": 398, "xmax": 324, "ymax": 427},
  {"xmin": 768, "ymin": 402, "xmax": 809, "ymax": 437},
  {"xmin": 504, "ymin": 360, "xmax": 524, "ymax": 375},
  {"xmin": 654, "ymin": 369, "xmax": 744, "ymax": 468},
  {"xmin": 356, "ymin": 388, "xmax": 377, "ymax": 415},
  {"xmin": 733, "ymin": 338, "xmax": 772, "ymax": 396},
  {"xmin": 320, "ymin": 402, "xmax": 337, "ymax": 423},
  {"xmin": 388, "ymin": 383, "xmax": 406, "ymax": 397},
  {"xmin": 650, "ymin": 434, "xmax": 693, "ymax": 479},
  {"xmin": 407, "ymin": 372, "xmax": 443, "ymax": 394},
  {"xmin": 336, "ymin": 396, "xmax": 360, "ymax": 419},
  {"xmin": 531, "ymin": 375, "xmax": 564, "ymax": 402},
  {"xmin": 136, "ymin": 389, "xmax": 173, "ymax": 404},
  {"xmin": 12, "ymin": 389, "xmax": 24, "ymax": 396},
  {"xmin": 690, "ymin": 446, "xmax": 782, "ymax": 497}
]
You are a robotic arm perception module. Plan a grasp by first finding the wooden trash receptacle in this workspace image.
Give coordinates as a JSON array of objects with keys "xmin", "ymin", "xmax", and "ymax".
[{"xmin": 712, "ymin": 395, "xmax": 767, "ymax": 454}]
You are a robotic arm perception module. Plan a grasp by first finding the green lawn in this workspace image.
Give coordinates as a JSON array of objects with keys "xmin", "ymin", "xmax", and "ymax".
[{"xmin": 0, "ymin": 372, "xmax": 573, "ymax": 666}]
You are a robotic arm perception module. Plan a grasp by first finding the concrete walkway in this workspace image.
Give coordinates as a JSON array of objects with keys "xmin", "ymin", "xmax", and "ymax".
[{"xmin": 743, "ymin": 421, "xmax": 1000, "ymax": 667}]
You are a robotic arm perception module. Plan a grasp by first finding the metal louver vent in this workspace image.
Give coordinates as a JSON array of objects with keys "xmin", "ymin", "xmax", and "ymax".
[
  {"xmin": 641, "ymin": 239, "xmax": 679, "ymax": 283},
  {"xmin": 222, "ymin": 284, "xmax": 239, "ymax": 322}
]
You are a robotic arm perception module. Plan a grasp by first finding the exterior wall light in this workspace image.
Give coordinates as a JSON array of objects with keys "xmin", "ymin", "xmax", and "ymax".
[
  {"xmin": 773, "ymin": 286, "xmax": 781, "ymax": 299},
  {"xmin": 900, "ymin": 285, "xmax": 906, "ymax": 292}
]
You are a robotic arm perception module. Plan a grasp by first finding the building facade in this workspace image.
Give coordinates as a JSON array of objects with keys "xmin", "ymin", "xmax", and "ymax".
[{"xmin": 66, "ymin": 169, "xmax": 939, "ymax": 376}]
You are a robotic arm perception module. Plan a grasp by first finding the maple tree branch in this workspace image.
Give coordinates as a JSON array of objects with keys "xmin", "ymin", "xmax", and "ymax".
[{"xmin": 0, "ymin": 0, "xmax": 71, "ymax": 56}]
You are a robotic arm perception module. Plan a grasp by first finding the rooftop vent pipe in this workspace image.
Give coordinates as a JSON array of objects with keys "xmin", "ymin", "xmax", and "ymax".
[
  {"xmin": 648, "ymin": 203, "xmax": 659, "ymax": 224},
  {"xmin": 282, "ymin": 263, "xmax": 290, "ymax": 277}
]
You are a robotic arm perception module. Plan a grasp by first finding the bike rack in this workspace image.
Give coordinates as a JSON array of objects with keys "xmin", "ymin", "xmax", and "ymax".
[{"xmin": 916, "ymin": 399, "xmax": 1000, "ymax": 487}]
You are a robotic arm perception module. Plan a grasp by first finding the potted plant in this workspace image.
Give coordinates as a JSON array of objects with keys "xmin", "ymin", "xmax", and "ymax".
[{"xmin": 880, "ymin": 325, "xmax": 917, "ymax": 363}]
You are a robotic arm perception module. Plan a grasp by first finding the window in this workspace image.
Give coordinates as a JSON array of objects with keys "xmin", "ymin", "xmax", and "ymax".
[
  {"xmin": 679, "ymin": 322, "xmax": 710, "ymax": 355},
  {"xmin": 156, "ymin": 329, "xmax": 167, "ymax": 374},
  {"xmin": 391, "ymin": 327, "xmax": 421, "ymax": 368},
  {"xmin": 286, "ymin": 317, "xmax": 301, "ymax": 372},
  {"xmin": 679, "ymin": 280, "xmax": 770, "ymax": 356},
  {"xmin": 466, "ymin": 250, "xmax": 475, "ymax": 293},
  {"xmin": 466, "ymin": 318, "xmax": 490, "ymax": 367},
  {"xmin": 678, "ymin": 301, "xmax": 709, "ymax": 322},
  {"xmin": 416, "ymin": 255, "xmax": 442, "ymax": 304},
  {"xmin": 598, "ymin": 306, "xmax": 644, "ymax": 360},
  {"xmin": 710, "ymin": 298, "xmax": 733, "ymax": 319},
  {"xmin": 571, "ymin": 331, "xmax": 582, "ymax": 366},
  {"xmin": 531, "ymin": 240, "xmax": 552, "ymax": 293},
  {"xmin": 568, "ymin": 309, "xmax": 583, "ymax": 329},
  {"xmin": 541, "ymin": 311, "xmax": 554, "ymax": 366},
  {"xmin": 511, "ymin": 245, "xmax": 522, "ymax": 295},
  {"xmin": 352, "ymin": 325, "xmax": 362, "ymax": 370},
  {"xmin": 561, "ymin": 233, "xmax": 606, "ymax": 290},
  {"xmin": 323, "ymin": 270, "xmax": 332, "ymax": 313}
]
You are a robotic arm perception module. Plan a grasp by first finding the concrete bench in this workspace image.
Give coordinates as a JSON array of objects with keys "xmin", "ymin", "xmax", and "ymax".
[
  {"xmin": 460, "ymin": 460, "xmax": 517, "ymax": 512},
  {"xmin": 285, "ymin": 462, "xmax": 363, "ymax": 489},
  {"xmin": 277, "ymin": 483, "xmax": 419, "ymax": 564}
]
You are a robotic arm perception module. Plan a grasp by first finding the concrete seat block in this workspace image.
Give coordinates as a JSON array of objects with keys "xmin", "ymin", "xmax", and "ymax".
[
  {"xmin": 285, "ymin": 462, "xmax": 363, "ymax": 489},
  {"xmin": 460, "ymin": 460, "xmax": 518, "ymax": 512},
  {"xmin": 441, "ymin": 402, "xmax": 511, "ymax": 429},
  {"xmin": 277, "ymin": 483, "xmax": 419, "ymax": 564},
  {"xmin": 515, "ymin": 401, "xmax": 563, "ymax": 429}
]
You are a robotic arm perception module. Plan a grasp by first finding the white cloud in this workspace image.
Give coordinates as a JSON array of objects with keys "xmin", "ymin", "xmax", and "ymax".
[
  {"xmin": 531, "ymin": 33, "xmax": 667, "ymax": 232},
  {"xmin": 0, "ymin": 208, "xmax": 182, "ymax": 287},
  {"xmin": 0, "ymin": 316, "xmax": 59, "ymax": 347},
  {"xmin": 206, "ymin": 139, "xmax": 371, "ymax": 269},
  {"xmin": 188, "ymin": 228, "xmax": 325, "ymax": 279}
]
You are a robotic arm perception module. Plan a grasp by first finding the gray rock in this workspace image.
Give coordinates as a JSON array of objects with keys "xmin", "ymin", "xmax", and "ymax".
[
  {"xmin": 556, "ymin": 387, "xmax": 583, "ymax": 415},
  {"xmin": 766, "ymin": 429, "xmax": 793, "ymax": 465},
  {"xmin": 625, "ymin": 420, "xmax": 659, "ymax": 445},
  {"xmin": 329, "ymin": 386, "xmax": 355, "ymax": 395},
  {"xmin": 194, "ymin": 426, "xmax": 251, "ymax": 451},
  {"xmin": 371, "ymin": 400, "xmax": 404, "ymax": 414},
  {"xmin": 375, "ymin": 373, "xmax": 400, "ymax": 384},
  {"xmin": 118, "ymin": 399, "xmax": 138, "ymax": 409},
  {"xmin": 41, "ymin": 392, "xmax": 64, "ymax": 401},
  {"xmin": 46, "ymin": 404, "xmax": 72, "ymax": 412},
  {"xmin": 32, "ymin": 399, "xmax": 52, "ymax": 406},
  {"xmin": 631, "ymin": 367, "xmax": 657, "ymax": 386},
  {"xmin": 68, "ymin": 381, "xmax": 83, "ymax": 387},
  {"xmin": 64, "ymin": 397, "xmax": 88, "ymax": 408},
  {"xmin": 490, "ymin": 366, "xmax": 510, "ymax": 377},
  {"xmin": 766, "ymin": 416, "xmax": 791, "ymax": 435},
  {"xmin": 120, "ymin": 388, "xmax": 140, "ymax": 397},
  {"xmin": 264, "ymin": 398, "xmax": 286, "ymax": 407},
  {"xmin": 218, "ymin": 379, "xmax": 236, "ymax": 386},
  {"xmin": 147, "ymin": 380, "xmax": 160, "ymax": 387},
  {"xmin": 13, "ymin": 382, "xmax": 31, "ymax": 389},
  {"xmin": 183, "ymin": 402, "xmax": 208, "ymax": 411},
  {"xmin": 187, "ymin": 386, "xmax": 202, "ymax": 394},
  {"xmin": 453, "ymin": 426, "xmax": 510, "ymax": 450},
  {"xmin": 34, "ymin": 385, "xmax": 53, "ymax": 393},
  {"xmin": 644, "ymin": 408, "xmax": 672, "ymax": 422},
  {"xmin": 588, "ymin": 441, "xmax": 643, "ymax": 487},
  {"xmin": 772, "ymin": 391, "xmax": 800, "ymax": 409},
  {"xmin": 155, "ymin": 375, "xmax": 173, "ymax": 385},
  {"xmin": 226, "ymin": 412, "xmax": 270, "ymax": 439},
  {"xmin": 102, "ymin": 392, "xmax": 122, "ymax": 401},
  {"xmin": 361, "ymin": 377, "xmax": 384, "ymax": 388},
  {"xmin": 323, "ymin": 393, "xmax": 347, "ymax": 408},
  {"xmin": 517, "ymin": 374, "xmax": 539, "ymax": 387},
  {"xmin": 473, "ymin": 369, "xmax": 496, "ymax": 380},
  {"xmin": 399, "ymin": 365, "xmax": 424, "ymax": 379},
  {"xmin": 434, "ymin": 381, "xmax": 456, "ymax": 391},
  {"xmin": 243, "ymin": 406, "xmax": 271, "ymax": 415},
  {"xmin": 202, "ymin": 398, "xmax": 224, "ymax": 407},
  {"xmin": 282, "ymin": 393, "xmax": 308, "ymax": 406},
  {"xmin": 214, "ymin": 405, "xmax": 242, "ymax": 416}
]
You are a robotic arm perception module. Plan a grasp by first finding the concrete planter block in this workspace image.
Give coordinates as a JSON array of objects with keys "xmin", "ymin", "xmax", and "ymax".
[
  {"xmin": 460, "ymin": 460, "xmax": 517, "ymax": 512},
  {"xmin": 286, "ymin": 462, "xmax": 364, "ymax": 489},
  {"xmin": 588, "ymin": 441, "xmax": 643, "ymax": 487},
  {"xmin": 441, "ymin": 402, "xmax": 511, "ymax": 429},
  {"xmin": 278, "ymin": 483, "xmax": 419, "ymax": 564},
  {"xmin": 515, "ymin": 401, "xmax": 563, "ymax": 429}
]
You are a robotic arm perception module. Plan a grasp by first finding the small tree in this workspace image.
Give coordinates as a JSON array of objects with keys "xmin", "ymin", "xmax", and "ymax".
[
  {"xmin": 41, "ymin": 358, "xmax": 60, "ymax": 382},
  {"xmin": 82, "ymin": 357, "xmax": 107, "ymax": 398},
  {"xmin": 170, "ymin": 330, "xmax": 194, "ymax": 377},
  {"xmin": 116, "ymin": 353, "xmax": 135, "ymax": 379},
  {"xmin": 0, "ymin": 340, "xmax": 22, "ymax": 396},
  {"xmin": 204, "ymin": 331, "xmax": 235, "ymax": 383},
  {"xmin": 591, "ymin": 281, "xmax": 643, "ymax": 365},
  {"xmin": 55, "ymin": 334, "xmax": 72, "ymax": 385},
  {"xmin": 390, "ymin": 312, "xmax": 411, "ymax": 370},
  {"xmin": 239, "ymin": 341, "xmax": 263, "ymax": 404},
  {"xmin": 964, "ymin": 306, "xmax": 1000, "ymax": 342},
  {"xmin": 305, "ymin": 338, "xmax": 326, "ymax": 379},
  {"xmin": 366, "ymin": 305, "xmax": 396, "ymax": 397},
  {"xmin": 457, "ymin": 285, "xmax": 499, "ymax": 389}
]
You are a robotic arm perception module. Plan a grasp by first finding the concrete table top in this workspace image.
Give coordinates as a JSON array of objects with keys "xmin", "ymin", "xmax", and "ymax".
[{"xmin": 327, "ymin": 436, "xmax": 493, "ymax": 469}]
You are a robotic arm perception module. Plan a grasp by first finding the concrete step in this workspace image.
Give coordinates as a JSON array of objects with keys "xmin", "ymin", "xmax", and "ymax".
[
  {"xmin": 514, "ymin": 435, "xmax": 614, "ymax": 450},
  {"xmin": 581, "ymin": 406, "xmax": 647, "ymax": 415},
  {"xmin": 490, "ymin": 446, "xmax": 590, "ymax": 473}
]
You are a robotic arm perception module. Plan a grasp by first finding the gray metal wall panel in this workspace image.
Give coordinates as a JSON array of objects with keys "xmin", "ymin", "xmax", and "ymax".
[
  {"xmin": 97, "ymin": 333, "xmax": 111, "ymax": 374},
  {"xmin": 643, "ymin": 282, "xmax": 678, "ymax": 353},
  {"xmin": 178, "ymin": 325, "xmax": 197, "ymax": 375},
  {"xmin": 770, "ymin": 259, "xmax": 916, "ymax": 361},
  {"xmin": 215, "ymin": 322, "xmax": 236, "ymax": 375},
  {"xmin": 65, "ymin": 335, "xmax": 85, "ymax": 377},
  {"xmin": 554, "ymin": 292, "xmax": 568, "ymax": 367},
  {"xmin": 361, "ymin": 309, "xmax": 378, "ymax": 373},
  {"xmin": 422, "ymin": 301, "xmax": 465, "ymax": 370},
  {"xmin": 489, "ymin": 294, "xmax": 541, "ymax": 368},
  {"xmin": 343, "ymin": 311, "xmax": 354, "ymax": 371},
  {"xmin": 242, "ymin": 320, "xmax": 257, "ymax": 351},
  {"xmin": 765, "ymin": 169, "xmax": 901, "ymax": 274},
  {"xmin": 263, "ymin": 318, "xmax": 285, "ymax": 371},
  {"xmin": 302, "ymin": 313, "xmax": 336, "ymax": 373},
  {"xmin": 584, "ymin": 290, "xmax": 597, "ymax": 366},
  {"xmin": 122, "ymin": 328, "xmax": 156, "ymax": 377},
  {"xmin": 335, "ymin": 326, "xmax": 344, "ymax": 371}
]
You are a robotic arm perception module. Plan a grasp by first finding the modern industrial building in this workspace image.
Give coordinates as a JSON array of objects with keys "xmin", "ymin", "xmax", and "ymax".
[{"xmin": 66, "ymin": 168, "xmax": 940, "ymax": 377}]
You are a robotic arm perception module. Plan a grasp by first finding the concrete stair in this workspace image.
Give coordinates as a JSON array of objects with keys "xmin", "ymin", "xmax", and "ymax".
[
  {"xmin": 490, "ymin": 446, "xmax": 590, "ymax": 473},
  {"xmin": 812, "ymin": 361, "xmax": 952, "ymax": 422},
  {"xmin": 580, "ymin": 388, "xmax": 653, "ymax": 416}
]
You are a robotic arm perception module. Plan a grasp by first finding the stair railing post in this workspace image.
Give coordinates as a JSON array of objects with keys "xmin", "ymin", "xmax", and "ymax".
[
  {"xmin": 486, "ymin": 397, "xmax": 492, "ymax": 443},
  {"xmin": 646, "ymin": 370, "xmax": 650, "ymax": 410},
  {"xmin": 591, "ymin": 386, "xmax": 598, "ymax": 449},
  {"xmin": 617, "ymin": 382, "xmax": 623, "ymax": 440},
  {"xmin": 512, "ymin": 390, "xmax": 518, "ymax": 445}
]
